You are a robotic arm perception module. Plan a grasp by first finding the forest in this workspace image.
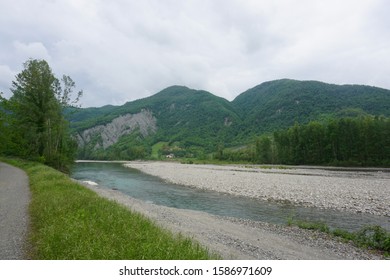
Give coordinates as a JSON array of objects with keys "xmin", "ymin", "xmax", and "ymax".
[{"xmin": 216, "ymin": 116, "xmax": 390, "ymax": 167}]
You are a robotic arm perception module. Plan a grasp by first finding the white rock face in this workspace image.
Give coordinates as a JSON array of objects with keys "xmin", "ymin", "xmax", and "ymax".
[{"xmin": 77, "ymin": 109, "xmax": 157, "ymax": 149}]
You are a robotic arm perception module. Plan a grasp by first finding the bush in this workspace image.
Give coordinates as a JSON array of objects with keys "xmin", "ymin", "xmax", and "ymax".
[
  {"xmin": 288, "ymin": 218, "xmax": 390, "ymax": 255},
  {"xmin": 355, "ymin": 225, "xmax": 390, "ymax": 252}
]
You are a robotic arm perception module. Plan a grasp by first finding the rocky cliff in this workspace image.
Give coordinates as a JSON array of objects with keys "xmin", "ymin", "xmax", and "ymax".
[{"xmin": 76, "ymin": 109, "xmax": 157, "ymax": 150}]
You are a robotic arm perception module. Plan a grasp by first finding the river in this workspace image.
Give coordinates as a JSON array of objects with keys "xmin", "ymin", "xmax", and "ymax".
[{"xmin": 71, "ymin": 162, "xmax": 390, "ymax": 232}]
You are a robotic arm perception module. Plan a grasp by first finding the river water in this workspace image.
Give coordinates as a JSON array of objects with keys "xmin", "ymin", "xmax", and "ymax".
[{"xmin": 71, "ymin": 162, "xmax": 390, "ymax": 232}]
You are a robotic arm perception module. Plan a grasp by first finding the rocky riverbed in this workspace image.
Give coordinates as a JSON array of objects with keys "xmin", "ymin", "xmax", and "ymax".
[
  {"xmin": 81, "ymin": 180, "xmax": 384, "ymax": 259},
  {"xmin": 124, "ymin": 162, "xmax": 390, "ymax": 217},
  {"xmin": 78, "ymin": 161, "xmax": 389, "ymax": 259}
]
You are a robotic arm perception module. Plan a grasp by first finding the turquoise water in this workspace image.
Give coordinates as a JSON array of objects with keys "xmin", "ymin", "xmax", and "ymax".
[{"xmin": 71, "ymin": 162, "xmax": 390, "ymax": 232}]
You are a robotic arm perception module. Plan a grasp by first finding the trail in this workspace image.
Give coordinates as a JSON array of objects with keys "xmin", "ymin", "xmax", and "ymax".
[{"xmin": 0, "ymin": 162, "xmax": 30, "ymax": 259}]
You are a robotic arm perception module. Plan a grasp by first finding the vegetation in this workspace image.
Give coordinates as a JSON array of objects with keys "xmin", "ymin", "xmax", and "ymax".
[
  {"xmin": 5, "ymin": 158, "xmax": 215, "ymax": 260},
  {"xmin": 70, "ymin": 86, "xmax": 242, "ymax": 160},
  {"xmin": 0, "ymin": 59, "xmax": 82, "ymax": 172},
  {"xmin": 270, "ymin": 116, "xmax": 389, "ymax": 166},
  {"xmin": 214, "ymin": 116, "xmax": 390, "ymax": 167},
  {"xmin": 4, "ymin": 65, "xmax": 389, "ymax": 167},
  {"xmin": 287, "ymin": 218, "xmax": 390, "ymax": 256},
  {"xmin": 3, "ymin": 59, "xmax": 388, "ymax": 259},
  {"xmin": 69, "ymin": 79, "xmax": 390, "ymax": 164},
  {"xmin": 233, "ymin": 79, "xmax": 390, "ymax": 137}
]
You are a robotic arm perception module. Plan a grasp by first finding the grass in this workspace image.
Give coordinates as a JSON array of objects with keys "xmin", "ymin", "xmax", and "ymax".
[
  {"xmin": 287, "ymin": 218, "xmax": 330, "ymax": 233},
  {"xmin": 287, "ymin": 218, "xmax": 390, "ymax": 257},
  {"xmin": 3, "ymin": 158, "xmax": 216, "ymax": 260},
  {"xmin": 151, "ymin": 141, "xmax": 168, "ymax": 159}
]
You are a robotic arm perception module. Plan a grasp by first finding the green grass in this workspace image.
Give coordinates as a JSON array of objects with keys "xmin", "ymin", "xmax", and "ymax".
[
  {"xmin": 287, "ymin": 218, "xmax": 330, "ymax": 233},
  {"xmin": 151, "ymin": 142, "xmax": 169, "ymax": 159},
  {"xmin": 287, "ymin": 218, "xmax": 390, "ymax": 257},
  {"xmin": 4, "ymin": 158, "xmax": 216, "ymax": 260}
]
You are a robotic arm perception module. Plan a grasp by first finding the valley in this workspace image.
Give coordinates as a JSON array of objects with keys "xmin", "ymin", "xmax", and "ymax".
[{"xmin": 69, "ymin": 79, "xmax": 390, "ymax": 166}]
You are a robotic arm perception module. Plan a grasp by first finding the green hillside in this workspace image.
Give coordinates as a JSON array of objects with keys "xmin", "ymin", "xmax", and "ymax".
[
  {"xmin": 69, "ymin": 80, "xmax": 390, "ymax": 160},
  {"xmin": 232, "ymin": 79, "xmax": 390, "ymax": 138},
  {"xmin": 120, "ymin": 85, "xmax": 242, "ymax": 149},
  {"xmin": 70, "ymin": 86, "xmax": 242, "ymax": 159}
]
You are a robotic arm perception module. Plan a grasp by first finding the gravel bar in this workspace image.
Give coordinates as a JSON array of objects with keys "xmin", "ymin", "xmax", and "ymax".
[{"xmin": 124, "ymin": 161, "xmax": 390, "ymax": 217}]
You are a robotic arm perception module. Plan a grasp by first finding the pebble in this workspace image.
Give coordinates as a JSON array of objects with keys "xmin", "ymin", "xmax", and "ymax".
[{"xmin": 125, "ymin": 162, "xmax": 390, "ymax": 217}]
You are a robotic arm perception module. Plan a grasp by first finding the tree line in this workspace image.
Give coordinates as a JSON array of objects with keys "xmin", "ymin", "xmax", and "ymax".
[
  {"xmin": 216, "ymin": 116, "xmax": 390, "ymax": 167},
  {"xmin": 0, "ymin": 59, "xmax": 82, "ymax": 172}
]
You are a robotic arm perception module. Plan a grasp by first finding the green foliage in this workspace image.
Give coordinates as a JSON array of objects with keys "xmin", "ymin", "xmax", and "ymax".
[
  {"xmin": 68, "ymin": 80, "xmax": 390, "ymax": 163},
  {"xmin": 288, "ymin": 218, "xmax": 390, "ymax": 255},
  {"xmin": 6, "ymin": 159, "xmax": 215, "ymax": 259},
  {"xmin": 287, "ymin": 219, "xmax": 330, "ymax": 233},
  {"xmin": 271, "ymin": 116, "xmax": 390, "ymax": 166},
  {"xmin": 213, "ymin": 145, "xmax": 256, "ymax": 162},
  {"xmin": 151, "ymin": 142, "xmax": 169, "ymax": 159},
  {"xmin": 78, "ymin": 129, "xmax": 151, "ymax": 160},
  {"xmin": 2, "ymin": 59, "xmax": 82, "ymax": 172},
  {"xmin": 233, "ymin": 79, "xmax": 390, "ymax": 136},
  {"xmin": 256, "ymin": 135, "xmax": 273, "ymax": 163},
  {"xmin": 0, "ymin": 93, "xmax": 11, "ymax": 155},
  {"xmin": 354, "ymin": 226, "xmax": 390, "ymax": 252},
  {"xmin": 72, "ymin": 86, "xmax": 242, "ymax": 160},
  {"xmin": 212, "ymin": 115, "xmax": 390, "ymax": 167}
]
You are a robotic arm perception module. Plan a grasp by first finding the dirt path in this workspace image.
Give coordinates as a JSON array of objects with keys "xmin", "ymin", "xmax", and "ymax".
[
  {"xmin": 82, "ymin": 182, "xmax": 381, "ymax": 260},
  {"xmin": 0, "ymin": 162, "xmax": 30, "ymax": 259}
]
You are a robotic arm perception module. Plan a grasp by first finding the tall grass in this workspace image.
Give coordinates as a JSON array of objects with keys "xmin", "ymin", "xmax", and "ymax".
[
  {"xmin": 5, "ymin": 159, "xmax": 215, "ymax": 259},
  {"xmin": 287, "ymin": 218, "xmax": 390, "ymax": 257}
]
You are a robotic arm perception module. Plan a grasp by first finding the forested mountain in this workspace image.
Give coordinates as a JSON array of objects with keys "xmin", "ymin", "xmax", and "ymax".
[
  {"xmin": 232, "ymin": 79, "xmax": 390, "ymax": 138},
  {"xmin": 70, "ymin": 86, "xmax": 242, "ymax": 159},
  {"xmin": 68, "ymin": 79, "xmax": 390, "ymax": 161}
]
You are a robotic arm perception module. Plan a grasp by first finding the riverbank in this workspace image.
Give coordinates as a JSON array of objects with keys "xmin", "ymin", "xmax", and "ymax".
[
  {"xmin": 2, "ymin": 159, "xmax": 212, "ymax": 259},
  {"xmin": 124, "ymin": 161, "xmax": 390, "ymax": 217},
  {"xmin": 81, "ymin": 180, "xmax": 383, "ymax": 259}
]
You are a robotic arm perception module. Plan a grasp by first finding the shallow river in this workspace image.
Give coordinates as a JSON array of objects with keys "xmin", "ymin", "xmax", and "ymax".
[{"xmin": 71, "ymin": 162, "xmax": 390, "ymax": 232}]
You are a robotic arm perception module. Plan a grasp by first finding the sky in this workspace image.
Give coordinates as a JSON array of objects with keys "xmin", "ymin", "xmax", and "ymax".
[{"xmin": 0, "ymin": 0, "xmax": 389, "ymax": 108}]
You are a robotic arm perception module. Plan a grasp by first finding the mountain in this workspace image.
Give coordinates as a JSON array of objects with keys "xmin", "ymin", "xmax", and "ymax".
[
  {"xmin": 69, "ymin": 80, "xmax": 390, "ymax": 160},
  {"xmin": 232, "ymin": 79, "xmax": 390, "ymax": 138},
  {"xmin": 70, "ymin": 86, "xmax": 242, "ymax": 159}
]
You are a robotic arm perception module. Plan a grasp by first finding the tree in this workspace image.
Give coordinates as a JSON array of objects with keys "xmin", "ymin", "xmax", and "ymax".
[
  {"xmin": 256, "ymin": 135, "xmax": 273, "ymax": 163},
  {"xmin": 7, "ymin": 59, "xmax": 82, "ymax": 171},
  {"xmin": 0, "ymin": 92, "xmax": 11, "ymax": 154}
]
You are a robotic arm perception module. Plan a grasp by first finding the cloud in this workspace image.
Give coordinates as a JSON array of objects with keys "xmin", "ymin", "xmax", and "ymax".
[
  {"xmin": 0, "ymin": 65, "xmax": 16, "ymax": 97},
  {"xmin": 0, "ymin": 0, "xmax": 389, "ymax": 107},
  {"xmin": 13, "ymin": 41, "xmax": 51, "ymax": 61}
]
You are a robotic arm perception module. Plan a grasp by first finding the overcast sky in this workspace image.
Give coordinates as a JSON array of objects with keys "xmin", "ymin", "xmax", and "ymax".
[{"xmin": 1, "ymin": 0, "xmax": 389, "ymax": 107}]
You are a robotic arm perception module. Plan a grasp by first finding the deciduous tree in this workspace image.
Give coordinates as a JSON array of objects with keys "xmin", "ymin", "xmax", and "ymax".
[{"xmin": 7, "ymin": 59, "xmax": 82, "ymax": 171}]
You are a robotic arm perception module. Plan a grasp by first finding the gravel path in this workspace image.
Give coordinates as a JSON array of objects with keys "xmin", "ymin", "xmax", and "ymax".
[
  {"xmin": 0, "ymin": 162, "xmax": 30, "ymax": 259},
  {"xmin": 124, "ymin": 162, "xmax": 390, "ymax": 217}
]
